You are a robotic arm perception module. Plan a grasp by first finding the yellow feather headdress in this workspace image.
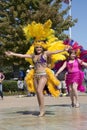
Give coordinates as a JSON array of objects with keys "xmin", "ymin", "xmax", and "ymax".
[
  {"xmin": 23, "ymin": 19, "xmax": 69, "ymax": 67},
  {"xmin": 23, "ymin": 19, "xmax": 54, "ymax": 44}
]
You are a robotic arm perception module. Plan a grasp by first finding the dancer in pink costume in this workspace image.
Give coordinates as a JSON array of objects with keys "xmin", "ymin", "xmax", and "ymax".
[{"xmin": 55, "ymin": 49, "xmax": 87, "ymax": 108}]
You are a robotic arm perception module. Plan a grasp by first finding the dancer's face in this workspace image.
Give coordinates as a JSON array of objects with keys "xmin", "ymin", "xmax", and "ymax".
[
  {"xmin": 35, "ymin": 45, "xmax": 43, "ymax": 54},
  {"xmin": 70, "ymin": 50, "xmax": 76, "ymax": 60}
]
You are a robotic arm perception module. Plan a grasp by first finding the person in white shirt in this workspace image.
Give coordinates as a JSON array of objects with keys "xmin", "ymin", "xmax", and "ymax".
[{"xmin": 17, "ymin": 77, "xmax": 24, "ymax": 97}]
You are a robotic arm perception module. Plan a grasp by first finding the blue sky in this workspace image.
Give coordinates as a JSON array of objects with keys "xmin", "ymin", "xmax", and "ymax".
[{"xmin": 63, "ymin": 0, "xmax": 87, "ymax": 49}]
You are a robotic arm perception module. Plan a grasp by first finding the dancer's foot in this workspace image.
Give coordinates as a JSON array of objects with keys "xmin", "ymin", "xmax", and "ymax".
[
  {"xmin": 71, "ymin": 102, "xmax": 75, "ymax": 107},
  {"xmin": 75, "ymin": 103, "xmax": 80, "ymax": 108},
  {"xmin": 38, "ymin": 112, "xmax": 45, "ymax": 117}
]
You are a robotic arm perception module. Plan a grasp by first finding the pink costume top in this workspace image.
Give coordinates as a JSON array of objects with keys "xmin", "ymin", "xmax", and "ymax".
[
  {"xmin": 66, "ymin": 59, "xmax": 85, "ymax": 92},
  {"xmin": 67, "ymin": 59, "xmax": 80, "ymax": 73}
]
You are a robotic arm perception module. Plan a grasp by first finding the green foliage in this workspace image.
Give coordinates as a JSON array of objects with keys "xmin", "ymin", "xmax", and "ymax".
[
  {"xmin": 3, "ymin": 80, "xmax": 27, "ymax": 95},
  {"xmin": 3, "ymin": 80, "xmax": 18, "ymax": 92},
  {"xmin": 0, "ymin": 0, "xmax": 77, "ymax": 67}
]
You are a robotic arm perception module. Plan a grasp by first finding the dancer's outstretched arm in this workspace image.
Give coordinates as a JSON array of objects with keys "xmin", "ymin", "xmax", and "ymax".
[
  {"xmin": 55, "ymin": 61, "xmax": 67, "ymax": 77},
  {"xmin": 5, "ymin": 51, "xmax": 32, "ymax": 58},
  {"xmin": 78, "ymin": 58, "xmax": 87, "ymax": 67},
  {"xmin": 46, "ymin": 46, "xmax": 70, "ymax": 56}
]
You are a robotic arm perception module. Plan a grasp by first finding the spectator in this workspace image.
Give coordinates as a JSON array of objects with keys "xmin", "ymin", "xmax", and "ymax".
[
  {"xmin": 19, "ymin": 69, "xmax": 25, "ymax": 80},
  {"xmin": 58, "ymin": 71, "xmax": 68, "ymax": 96},
  {"xmin": 0, "ymin": 70, "xmax": 5, "ymax": 99},
  {"xmin": 17, "ymin": 77, "xmax": 24, "ymax": 97}
]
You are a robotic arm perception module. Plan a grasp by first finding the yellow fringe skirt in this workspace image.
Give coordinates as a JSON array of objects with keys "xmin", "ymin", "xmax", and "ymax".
[{"xmin": 25, "ymin": 68, "xmax": 60, "ymax": 97}]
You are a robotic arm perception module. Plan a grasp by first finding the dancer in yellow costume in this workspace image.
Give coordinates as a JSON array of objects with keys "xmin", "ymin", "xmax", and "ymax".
[{"xmin": 5, "ymin": 20, "xmax": 69, "ymax": 117}]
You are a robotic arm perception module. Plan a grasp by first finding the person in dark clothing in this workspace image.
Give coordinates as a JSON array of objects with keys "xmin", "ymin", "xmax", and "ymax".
[{"xmin": 0, "ymin": 70, "xmax": 5, "ymax": 99}]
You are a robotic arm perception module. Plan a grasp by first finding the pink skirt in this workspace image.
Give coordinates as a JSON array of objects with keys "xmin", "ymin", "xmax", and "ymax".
[{"xmin": 66, "ymin": 71, "xmax": 85, "ymax": 92}]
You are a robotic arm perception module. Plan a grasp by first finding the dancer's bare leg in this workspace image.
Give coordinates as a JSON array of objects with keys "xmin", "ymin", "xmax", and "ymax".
[
  {"xmin": 72, "ymin": 82, "xmax": 79, "ymax": 107},
  {"xmin": 36, "ymin": 76, "xmax": 47, "ymax": 117},
  {"xmin": 69, "ymin": 85, "xmax": 75, "ymax": 107}
]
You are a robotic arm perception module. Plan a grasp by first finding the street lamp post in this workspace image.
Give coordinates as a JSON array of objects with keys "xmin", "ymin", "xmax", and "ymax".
[{"xmin": 69, "ymin": 0, "xmax": 72, "ymax": 39}]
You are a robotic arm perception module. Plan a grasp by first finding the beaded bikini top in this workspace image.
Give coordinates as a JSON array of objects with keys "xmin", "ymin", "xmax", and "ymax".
[{"xmin": 33, "ymin": 55, "xmax": 47, "ymax": 65}]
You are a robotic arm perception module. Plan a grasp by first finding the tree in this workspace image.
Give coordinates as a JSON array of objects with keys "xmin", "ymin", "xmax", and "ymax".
[{"xmin": 0, "ymin": 0, "xmax": 77, "ymax": 68}]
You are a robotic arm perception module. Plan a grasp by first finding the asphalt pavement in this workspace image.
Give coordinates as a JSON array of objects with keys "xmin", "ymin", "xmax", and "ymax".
[{"xmin": 0, "ymin": 93, "xmax": 87, "ymax": 130}]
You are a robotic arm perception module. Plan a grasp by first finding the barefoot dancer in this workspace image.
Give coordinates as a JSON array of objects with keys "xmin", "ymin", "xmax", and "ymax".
[{"xmin": 56, "ymin": 49, "xmax": 87, "ymax": 108}]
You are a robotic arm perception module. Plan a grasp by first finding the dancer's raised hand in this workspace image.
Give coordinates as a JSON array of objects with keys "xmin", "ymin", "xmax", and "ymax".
[{"xmin": 5, "ymin": 51, "xmax": 13, "ymax": 56}]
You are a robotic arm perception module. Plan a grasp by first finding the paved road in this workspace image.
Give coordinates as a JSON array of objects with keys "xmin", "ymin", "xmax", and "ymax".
[{"xmin": 0, "ymin": 93, "xmax": 87, "ymax": 130}]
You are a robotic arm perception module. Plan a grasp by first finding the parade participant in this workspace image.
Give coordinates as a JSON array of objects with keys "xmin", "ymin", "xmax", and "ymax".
[
  {"xmin": 5, "ymin": 41, "xmax": 69, "ymax": 116},
  {"xmin": 5, "ymin": 20, "xmax": 70, "ymax": 116},
  {"xmin": 55, "ymin": 49, "xmax": 87, "ymax": 108},
  {"xmin": 0, "ymin": 70, "xmax": 5, "ymax": 99}
]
